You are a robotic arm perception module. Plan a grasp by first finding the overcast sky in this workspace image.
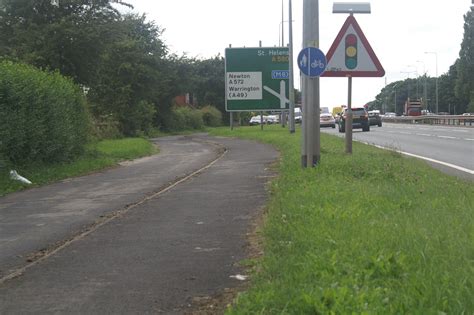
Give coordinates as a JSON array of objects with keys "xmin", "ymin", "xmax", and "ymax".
[{"xmin": 122, "ymin": 0, "xmax": 471, "ymax": 110}]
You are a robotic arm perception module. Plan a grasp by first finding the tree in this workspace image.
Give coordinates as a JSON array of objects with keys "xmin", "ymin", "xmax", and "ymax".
[
  {"xmin": 191, "ymin": 56, "xmax": 225, "ymax": 111},
  {"xmin": 166, "ymin": 55, "xmax": 226, "ymax": 122},
  {"xmin": 0, "ymin": 0, "xmax": 130, "ymax": 86},
  {"xmin": 0, "ymin": 1, "xmax": 180, "ymax": 136},
  {"xmin": 0, "ymin": 1, "xmax": 227, "ymax": 135},
  {"xmin": 87, "ymin": 14, "xmax": 176, "ymax": 135},
  {"xmin": 455, "ymin": 8, "xmax": 474, "ymax": 112},
  {"xmin": 438, "ymin": 62, "xmax": 465, "ymax": 114}
]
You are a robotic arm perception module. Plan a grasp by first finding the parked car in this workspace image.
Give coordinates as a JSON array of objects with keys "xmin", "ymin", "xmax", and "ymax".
[
  {"xmin": 338, "ymin": 107, "xmax": 370, "ymax": 132},
  {"xmin": 266, "ymin": 115, "xmax": 279, "ymax": 124},
  {"xmin": 384, "ymin": 112, "xmax": 396, "ymax": 118},
  {"xmin": 320, "ymin": 113, "xmax": 336, "ymax": 128},
  {"xmin": 294, "ymin": 107, "xmax": 302, "ymax": 123},
  {"xmin": 249, "ymin": 115, "xmax": 265, "ymax": 125},
  {"xmin": 368, "ymin": 110, "xmax": 382, "ymax": 127}
]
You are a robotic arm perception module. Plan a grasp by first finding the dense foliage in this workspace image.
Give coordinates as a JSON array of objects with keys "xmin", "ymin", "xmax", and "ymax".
[
  {"xmin": 455, "ymin": 8, "xmax": 474, "ymax": 112},
  {"xmin": 371, "ymin": 8, "xmax": 473, "ymax": 114},
  {"xmin": 201, "ymin": 105, "xmax": 223, "ymax": 127},
  {"xmin": 0, "ymin": 60, "xmax": 89, "ymax": 165},
  {"xmin": 0, "ymin": 0, "xmax": 226, "ymax": 138}
]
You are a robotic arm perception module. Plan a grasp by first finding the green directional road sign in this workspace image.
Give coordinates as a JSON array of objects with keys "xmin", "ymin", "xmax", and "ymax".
[{"xmin": 225, "ymin": 47, "xmax": 290, "ymax": 112}]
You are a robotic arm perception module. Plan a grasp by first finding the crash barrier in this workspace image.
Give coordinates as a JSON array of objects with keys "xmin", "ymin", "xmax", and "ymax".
[{"xmin": 382, "ymin": 115, "xmax": 474, "ymax": 127}]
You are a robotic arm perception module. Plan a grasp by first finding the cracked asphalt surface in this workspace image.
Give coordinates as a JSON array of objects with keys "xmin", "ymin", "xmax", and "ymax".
[{"xmin": 0, "ymin": 134, "xmax": 278, "ymax": 314}]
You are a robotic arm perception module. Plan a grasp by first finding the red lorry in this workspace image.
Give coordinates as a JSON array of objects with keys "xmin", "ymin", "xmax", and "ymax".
[{"xmin": 404, "ymin": 98, "xmax": 423, "ymax": 116}]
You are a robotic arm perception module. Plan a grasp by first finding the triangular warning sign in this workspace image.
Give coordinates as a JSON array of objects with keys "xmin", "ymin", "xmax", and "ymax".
[{"xmin": 322, "ymin": 15, "xmax": 385, "ymax": 77}]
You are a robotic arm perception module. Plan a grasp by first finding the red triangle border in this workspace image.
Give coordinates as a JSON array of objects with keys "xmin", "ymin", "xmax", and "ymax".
[{"xmin": 322, "ymin": 15, "xmax": 385, "ymax": 77}]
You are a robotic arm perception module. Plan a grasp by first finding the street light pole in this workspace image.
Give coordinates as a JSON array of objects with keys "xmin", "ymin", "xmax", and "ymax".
[
  {"xmin": 393, "ymin": 82, "xmax": 400, "ymax": 114},
  {"xmin": 417, "ymin": 60, "xmax": 428, "ymax": 111},
  {"xmin": 301, "ymin": 0, "xmax": 320, "ymax": 167},
  {"xmin": 401, "ymin": 69, "xmax": 417, "ymax": 103},
  {"xmin": 406, "ymin": 65, "xmax": 419, "ymax": 98},
  {"xmin": 280, "ymin": 0, "xmax": 287, "ymax": 128},
  {"xmin": 288, "ymin": 0, "xmax": 296, "ymax": 133},
  {"xmin": 425, "ymin": 51, "xmax": 438, "ymax": 114},
  {"xmin": 282, "ymin": 0, "xmax": 285, "ymax": 47}
]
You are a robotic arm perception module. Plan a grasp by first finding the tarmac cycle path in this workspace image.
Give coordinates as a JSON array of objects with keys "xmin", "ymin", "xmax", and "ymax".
[{"xmin": 0, "ymin": 134, "xmax": 278, "ymax": 314}]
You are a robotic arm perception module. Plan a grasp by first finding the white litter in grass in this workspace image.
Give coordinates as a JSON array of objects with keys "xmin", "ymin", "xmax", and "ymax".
[
  {"xmin": 230, "ymin": 274, "xmax": 248, "ymax": 281},
  {"xmin": 10, "ymin": 170, "xmax": 32, "ymax": 185}
]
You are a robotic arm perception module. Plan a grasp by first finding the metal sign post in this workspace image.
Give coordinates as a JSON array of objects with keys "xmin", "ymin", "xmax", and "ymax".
[
  {"xmin": 322, "ymin": 6, "xmax": 385, "ymax": 154},
  {"xmin": 346, "ymin": 76, "xmax": 353, "ymax": 153}
]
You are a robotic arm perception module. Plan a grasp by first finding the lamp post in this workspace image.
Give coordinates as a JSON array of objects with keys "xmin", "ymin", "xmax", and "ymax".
[
  {"xmin": 417, "ymin": 60, "xmax": 428, "ymax": 112},
  {"xmin": 393, "ymin": 82, "xmax": 400, "ymax": 114},
  {"xmin": 301, "ymin": 0, "xmax": 321, "ymax": 167},
  {"xmin": 400, "ymin": 70, "xmax": 416, "ymax": 101},
  {"xmin": 278, "ymin": 20, "xmax": 295, "ymax": 46},
  {"xmin": 406, "ymin": 65, "xmax": 419, "ymax": 98},
  {"xmin": 278, "ymin": 16, "xmax": 295, "ymax": 129},
  {"xmin": 425, "ymin": 51, "xmax": 438, "ymax": 114},
  {"xmin": 288, "ymin": 0, "xmax": 296, "ymax": 133}
]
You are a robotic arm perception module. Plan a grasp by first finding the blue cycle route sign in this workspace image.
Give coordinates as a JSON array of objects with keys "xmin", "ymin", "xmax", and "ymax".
[{"xmin": 297, "ymin": 47, "xmax": 327, "ymax": 77}]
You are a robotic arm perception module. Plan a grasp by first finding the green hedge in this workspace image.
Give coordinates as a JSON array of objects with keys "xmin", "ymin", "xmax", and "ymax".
[
  {"xmin": 0, "ymin": 61, "xmax": 90, "ymax": 166},
  {"xmin": 161, "ymin": 105, "xmax": 223, "ymax": 132},
  {"xmin": 201, "ymin": 105, "xmax": 222, "ymax": 127},
  {"xmin": 162, "ymin": 106, "xmax": 204, "ymax": 132}
]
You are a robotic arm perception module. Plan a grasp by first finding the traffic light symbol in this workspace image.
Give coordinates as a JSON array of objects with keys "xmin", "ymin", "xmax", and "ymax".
[{"xmin": 345, "ymin": 34, "xmax": 357, "ymax": 70}]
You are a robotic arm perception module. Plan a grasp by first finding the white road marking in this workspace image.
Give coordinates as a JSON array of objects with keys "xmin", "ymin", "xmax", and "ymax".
[
  {"xmin": 417, "ymin": 133, "xmax": 432, "ymax": 137},
  {"xmin": 437, "ymin": 136, "xmax": 457, "ymax": 139},
  {"xmin": 395, "ymin": 151, "xmax": 474, "ymax": 175},
  {"xmin": 356, "ymin": 141, "xmax": 474, "ymax": 175}
]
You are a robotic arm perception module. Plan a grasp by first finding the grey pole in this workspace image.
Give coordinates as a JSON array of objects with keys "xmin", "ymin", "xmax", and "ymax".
[
  {"xmin": 394, "ymin": 88, "xmax": 397, "ymax": 114},
  {"xmin": 229, "ymin": 43, "xmax": 233, "ymax": 131},
  {"xmin": 345, "ymin": 76, "xmax": 353, "ymax": 154},
  {"xmin": 282, "ymin": 0, "xmax": 285, "ymax": 48},
  {"xmin": 301, "ymin": 0, "xmax": 321, "ymax": 167},
  {"xmin": 280, "ymin": 0, "xmax": 287, "ymax": 128},
  {"xmin": 425, "ymin": 52, "xmax": 438, "ymax": 113},
  {"xmin": 435, "ymin": 54, "xmax": 439, "ymax": 114},
  {"xmin": 288, "ymin": 0, "xmax": 295, "ymax": 133},
  {"xmin": 259, "ymin": 41, "xmax": 264, "ymax": 131}
]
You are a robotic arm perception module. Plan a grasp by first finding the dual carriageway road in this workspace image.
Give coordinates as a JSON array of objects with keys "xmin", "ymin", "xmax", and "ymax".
[{"xmin": 321, "ymin": 122, "xmax": 474, "ymax": 181}]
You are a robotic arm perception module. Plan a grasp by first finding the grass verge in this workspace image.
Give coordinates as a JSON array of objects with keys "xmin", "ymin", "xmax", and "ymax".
[
  {"xmin": 0, "ymin": 138, "xmax": 155, "ymax": 196},
  {"xmin": 209, "ymin": 125, "xmax": 473, "ymax": 314}
]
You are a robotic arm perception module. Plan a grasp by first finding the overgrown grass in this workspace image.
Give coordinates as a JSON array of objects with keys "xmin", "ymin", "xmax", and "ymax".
[
  {"xmin": 209, "ymin": 125, "xmax": 473, "ymax": 314},
  {"xmin": 0, "ymin": 138, "xmax": 155, "ymax": 196}
]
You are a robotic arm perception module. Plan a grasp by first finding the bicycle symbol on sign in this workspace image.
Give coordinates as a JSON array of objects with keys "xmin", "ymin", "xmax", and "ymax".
[
  {"xmin": 297, "ymin": 47, "xmax": 327, "ymax": 78},
  {"xmin": 311, "ymin": 59, "xmax": 325, "ymax": 69}
]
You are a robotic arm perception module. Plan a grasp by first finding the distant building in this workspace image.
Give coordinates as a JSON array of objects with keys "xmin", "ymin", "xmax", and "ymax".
[{"xmin": 173, "ymin": 93, "xmax": 197, "ymax": 108}]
